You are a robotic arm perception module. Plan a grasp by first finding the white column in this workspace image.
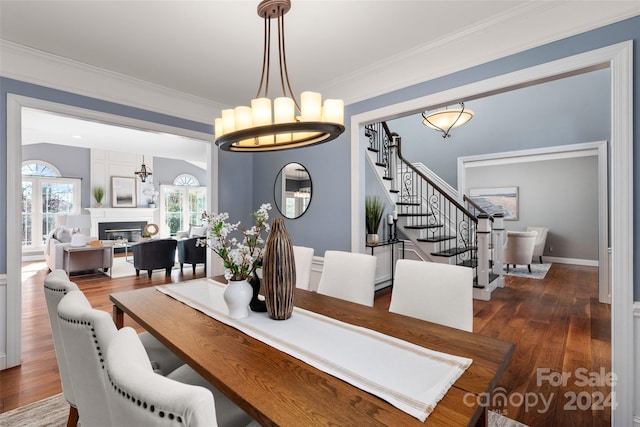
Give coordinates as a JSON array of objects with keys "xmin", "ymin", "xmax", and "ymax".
[
  {"xmin": 476, "ymin": 214, "xmax": 490, "ymax": 289},
  {"xmin": 492, "ymin": 213, "xmax": 505, "ymax": 288}
]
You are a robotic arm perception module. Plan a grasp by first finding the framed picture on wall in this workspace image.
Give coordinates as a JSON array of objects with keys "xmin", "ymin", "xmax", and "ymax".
[
  {"xmin": 469, "ymin": 186, "xmax": 519, "ymax": 220},
  {"xmin": 111, "ymin": 176, "xmax": 137, "ymax": 208}
]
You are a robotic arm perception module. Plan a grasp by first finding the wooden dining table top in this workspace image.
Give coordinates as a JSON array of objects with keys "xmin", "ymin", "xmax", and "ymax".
[{"xmin": 110, "ymin": 281, "xmax": 513, "ymax": 426}]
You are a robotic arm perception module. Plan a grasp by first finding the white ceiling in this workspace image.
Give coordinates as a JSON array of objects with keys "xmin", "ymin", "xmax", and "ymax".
[{"xmin": 2, "ymin": 1, "xmax": 639, "ymax": 159}]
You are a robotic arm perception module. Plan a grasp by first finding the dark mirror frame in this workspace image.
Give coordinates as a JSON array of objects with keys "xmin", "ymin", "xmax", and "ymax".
[{"xmin": 274, "ymin": 162, "xmax": 312, "ymax": 219}]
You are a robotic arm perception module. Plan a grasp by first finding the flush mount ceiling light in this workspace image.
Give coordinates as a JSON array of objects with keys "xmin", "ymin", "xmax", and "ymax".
[
  {"xmin": 421, "ymin": 103, "xmax": 474, "ymax": 138},
  {"xmin": 214, "ymin": 0, "xmax": 345, "ymax": 152},
  {"xmin": 134, "ymin": 156, "xmax": 152, "ymax": 182}
]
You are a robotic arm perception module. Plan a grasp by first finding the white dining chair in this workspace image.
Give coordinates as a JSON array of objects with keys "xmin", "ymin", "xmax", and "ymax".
[
  {"xmin": 106, "ymin": 326, "xmax": 218, "ymax": 426},
  {"xmin": 293, "ymin": 245, "xmax": 314, "ymax": 290},
  {"xmin": 316, "ymin": 250, "xmax": 377, "ymax": 306},
  {"xmin": 389, "ymin": 259, "xmax": 473, "ymax": 332},
  {"xmin": 56, "ymin": 288, "xmax": 255, "ymax": 427},
  {"xmin": 43, "ymin": 269, "xmax": 80, "ymax": 427}
]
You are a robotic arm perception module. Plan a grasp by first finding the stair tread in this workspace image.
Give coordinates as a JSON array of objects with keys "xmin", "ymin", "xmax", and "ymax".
[
  {"xmin": 417, "ymin": 235, "xmax": 456, "ymax": 243},
  {"xmin": 375, "ymin": 162, "xmax": 387, "ymax": 167},
  {"xmin": 431, "ymin": 246, "xmax": 476, "ymax": 257},
  {"xmin": 396, "ymin": 202, "xmax": 420, "ymax": 206},
  {"xmin": 390, "ymin": 190, "xmax": 399, "ymax": 193},
  {"xmin": 404, "ymin": 224, "xmax": 443, "ymax": 229},
  {"xmin": 367, "ymin": 147, "xmax": 379, "ymax": 153},
  {"xmin": 398, "ymin": 213, "xmax": 432, "ymax": 217}
]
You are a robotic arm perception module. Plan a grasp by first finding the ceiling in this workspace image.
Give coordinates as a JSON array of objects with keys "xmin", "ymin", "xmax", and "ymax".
[{"xmin": 2, "ymin": 1, "xmax": 639, "ymax": 160}]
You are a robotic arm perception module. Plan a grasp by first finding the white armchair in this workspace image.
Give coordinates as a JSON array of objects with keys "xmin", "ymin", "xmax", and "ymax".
[
  {"xmin": 503, "ymin": 231, "xmax": 538, "ymax": 273},
  {"xmin": 526, "ymin": 226, "xmax": 549, "ymax": 263}
]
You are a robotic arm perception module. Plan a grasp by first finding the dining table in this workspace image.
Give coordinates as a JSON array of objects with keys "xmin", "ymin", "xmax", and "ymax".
[{"xmin": 110, "ymin": 278, "xmax": 513, "ymax": 426}]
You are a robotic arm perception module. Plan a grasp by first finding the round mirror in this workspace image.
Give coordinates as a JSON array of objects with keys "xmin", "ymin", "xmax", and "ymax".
[{"xmin": 274, "ymin": 163, "xmax": 312, "ymax": 219}]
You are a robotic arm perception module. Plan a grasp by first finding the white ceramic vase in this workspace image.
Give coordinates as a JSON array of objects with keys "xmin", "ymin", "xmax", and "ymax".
[{"xmin": 223, "ymin": 279, "xmax": 253, "ymax": 319}]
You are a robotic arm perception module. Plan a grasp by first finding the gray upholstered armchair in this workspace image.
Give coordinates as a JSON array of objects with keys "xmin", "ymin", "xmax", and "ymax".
[{"xmin": 132, "ymin": 238, "xmax": 177, "ymax": 278}]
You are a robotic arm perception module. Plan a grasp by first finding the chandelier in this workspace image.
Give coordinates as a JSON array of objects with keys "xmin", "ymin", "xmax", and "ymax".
[
  {"xmin": 214, "ymin": 0, "xmax": 345, "ymax": 152},
  {"xmin": 134, "ymin": 156, "xmax": 152, "ymax": 182},
  {"xmin": 421, "ymin": 103, "xmax": 474, "ymax": 138}
]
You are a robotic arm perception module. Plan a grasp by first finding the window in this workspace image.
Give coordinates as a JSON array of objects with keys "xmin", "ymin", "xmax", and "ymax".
[
  {"xmin": 22, "ymin": 161, "xmax": 81, "ymax": 249},
  {"xmin": 160, "ymin": 183, "xmax": 206, "ymax": 237}
]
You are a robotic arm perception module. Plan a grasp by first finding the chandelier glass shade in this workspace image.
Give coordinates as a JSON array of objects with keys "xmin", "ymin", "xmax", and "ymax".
[
  {"xmin": 214, "ymin": 0, "xmax": 345, "ymax": 152},
  {"xmin": 134, "ymin": 156, "xmax": 152, "ymax": 182},
  {"xmin": 421, "ymin": 103, "xmax": 474, "ymax": 138}
]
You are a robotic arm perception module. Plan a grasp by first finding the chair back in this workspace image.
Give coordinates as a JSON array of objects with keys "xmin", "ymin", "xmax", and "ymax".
[
  {"xmin": 389, "ymin": 260, "xmax": 473, "ymax": 332},
  {"xmin": 106, "ymin": 327, "xmax": 218, "ymax": 427},
  {"xmin": 526, "ymin": 226, "xmax": 549, "ymax": 259},
  {"xmin": 57, "ymin": 290, "xmax": 118, "ymax": 426},
  {"xmin": 133, "ymin": 238, "xmax": 178, "ymax": 270},
  {"xmin": 43, "ymin": 270, "xmax": 79, "ymax": 406},
  {"xmin": 317, "ymin": 250, "xmax": 376, "ymax": 306},
  {"xmin": 503, "ymin": 231, "xmax": 538, "ymax": 265},
  {"xmin": 292, "ymin": 245, "xmax": 314, "ymax": 290}
]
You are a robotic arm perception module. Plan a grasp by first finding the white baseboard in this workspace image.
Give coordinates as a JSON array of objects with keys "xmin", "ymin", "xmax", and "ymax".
[
  {"xmin": 0, "ymin": 274, "xmax": 6, "ymax": 370},
  {"xmin": 543, "ymin": 256, "xmax": 598, "ymax": 267}
]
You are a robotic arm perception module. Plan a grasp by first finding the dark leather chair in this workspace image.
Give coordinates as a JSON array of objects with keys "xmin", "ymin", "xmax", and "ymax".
[
  {"xmin": 132, "ymin": 239, "xmax": 177, "ymax": 278},
  {"xmin": 177, "ymin": 237, "xmax": 206, "ymax": 274}
]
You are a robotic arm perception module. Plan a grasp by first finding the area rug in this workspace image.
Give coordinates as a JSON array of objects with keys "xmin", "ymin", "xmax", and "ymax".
[
  {"xmin": 109, "ymin": 257, "xmax": 179, "ymax": 279},
  {"xmin": 0, "ymin": 393, "xmax": 69, "ymax": 427},
  {"xmin": 503, "ymin": 263, "xmax": 551, "ymax": 280},
  {"xmin": 1, "ymin": 393, "xmax": 527, "ymax": 426}
]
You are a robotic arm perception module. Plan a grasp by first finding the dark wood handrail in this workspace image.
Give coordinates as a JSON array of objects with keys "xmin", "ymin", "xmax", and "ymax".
[
  {"xmin": 384, "ymin": 127, "xmax": 478, "ymax": 224},
  {"xmin": 463, "ymin": 194, "xmax": 495, "ymax": 222}
]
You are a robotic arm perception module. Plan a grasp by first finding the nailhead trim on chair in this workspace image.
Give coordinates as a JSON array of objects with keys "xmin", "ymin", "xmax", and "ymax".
[
  {"xmin": 58, "ymin": 311, "xmax": 185, "ymax": 423},
  {"xmin": 106, "ymin": 373, "xmax": 184, "ymax": 423},
  {"xmin": 56, "ymin": 315, "xmax": 107, "ymax": 369},
  {"xmin": 44, "ymin": 284, "xmax": 69, "ymax": 294}
]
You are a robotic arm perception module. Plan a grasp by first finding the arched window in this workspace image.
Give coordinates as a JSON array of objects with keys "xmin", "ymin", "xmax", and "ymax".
[
  {"xmin": 22, "ymin": 161, "xmax": 81, "ymax": 249},
  {"xmin": 173, "ymin": 174, "xmax": 199, "ymax": 186},
  {"xmin": 22, "ymin": 161, "xmax": 60, "ymax": 177},
  {"xmin": 160, "ymin": 174, "xmax": 206, "ymax": 236}
]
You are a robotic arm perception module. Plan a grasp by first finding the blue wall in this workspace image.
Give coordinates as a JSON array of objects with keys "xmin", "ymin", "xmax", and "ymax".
[
  {"xmin": 248, "ymin": 15, "xmax": 640, "ymax": 298},
  {"xmin": 390, "ymin": 69, "xmax": 610, "ymax": 188}
]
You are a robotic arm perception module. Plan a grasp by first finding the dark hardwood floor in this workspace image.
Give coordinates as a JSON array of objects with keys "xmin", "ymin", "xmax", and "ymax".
[{"xmin": 2, "ymin": 261, "xmax": 609, "ymax": 426}]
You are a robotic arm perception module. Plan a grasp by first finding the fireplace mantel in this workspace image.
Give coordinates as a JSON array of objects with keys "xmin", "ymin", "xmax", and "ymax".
[{"xmin": 85, "ymin": 208, "xmax": 157, "ymax": 236}]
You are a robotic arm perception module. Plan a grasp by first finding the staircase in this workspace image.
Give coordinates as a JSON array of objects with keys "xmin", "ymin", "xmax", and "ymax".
[{"xmin": 365, "ymin": 122, "xmax": 504, "ymax": 300}]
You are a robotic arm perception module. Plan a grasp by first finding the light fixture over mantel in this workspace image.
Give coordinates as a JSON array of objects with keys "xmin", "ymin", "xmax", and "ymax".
[
  {"xmin": 421, "ymin": 103, "xmax": 474, "ymax": 138},
  {"xmin": 214, "ymin": 0, "xmax": 345, "ymax": 152},
  {"xmin": 134, "ymin": 156, "xmax": 152, "ymax": 182}
]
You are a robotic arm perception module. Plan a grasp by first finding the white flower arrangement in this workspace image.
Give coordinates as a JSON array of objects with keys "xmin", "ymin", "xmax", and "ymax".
[
  {"xmin": 197, "ymin": 203, "xmax": 271, "ymax": 281},
  {"xmin": 142, "ymin": 184, "xmax": 159, "ymax": 204}
]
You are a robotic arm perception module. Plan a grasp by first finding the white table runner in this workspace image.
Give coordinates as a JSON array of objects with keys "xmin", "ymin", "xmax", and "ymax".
[{"xmin": 156, "ymin": 279, "xmax": 472, "ymax": 421}]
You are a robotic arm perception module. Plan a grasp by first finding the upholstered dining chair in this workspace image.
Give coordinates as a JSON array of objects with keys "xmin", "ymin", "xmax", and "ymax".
[
  {"xmin": 56, "ymin": 288, "xmax": 254, "ymax": 427},
  {"xmin": 316, "ymin": 250, "xmax": 377, "ymax": 306},
  {"xmin": 43, "ymin": 269, "xmax": 80, "ymax": 427},
  {"xmin": 106, "ymin": 326, "xmax": 218, "ymax": 426},
  {"xmin": 292, "ymin": 245, "xmax": 314, "ymax": 290},
  {"xmin": 389, "ymin": 260, "xmax": 473, "ymax": 332},
  {"xmin": 526, "ymin": 226, "xmax": 549, "ymax": 263},
  {"xmin": 503, "ymin": 230, "xmax": 538, "ymax": 273}
]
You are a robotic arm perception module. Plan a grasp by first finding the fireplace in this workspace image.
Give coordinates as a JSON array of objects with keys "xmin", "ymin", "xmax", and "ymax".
[{"xmin": 99, "ymin": 221, "xmax": 147, "ymax": 243}]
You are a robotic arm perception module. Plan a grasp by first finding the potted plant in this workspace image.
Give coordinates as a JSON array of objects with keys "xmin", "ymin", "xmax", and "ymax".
[
  {"xmin": 365, "ymin": 195, "xmax": 385, "ymax": 245},
  {"xmin": 92, "ymin": 186, "xmax": 104, "ymax": 208}
]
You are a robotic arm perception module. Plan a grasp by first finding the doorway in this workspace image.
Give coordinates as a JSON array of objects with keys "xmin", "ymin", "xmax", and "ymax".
[
  {"xmin": 4, "ymin": 96, "xmax": 217, "ymax": 369},
  {"xmin": 349, "ymin": 41, "xmax": 633, "ymax": 423}
]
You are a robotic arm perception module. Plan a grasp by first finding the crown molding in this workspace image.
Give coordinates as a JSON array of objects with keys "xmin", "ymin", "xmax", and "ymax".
[
  {"xmin": 0, "ymin": 40, "xmax": 225, "ymax": 124},
  {"xmin": 325, "ymin": 2, "xmax": 640, "ymax": 105}
]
